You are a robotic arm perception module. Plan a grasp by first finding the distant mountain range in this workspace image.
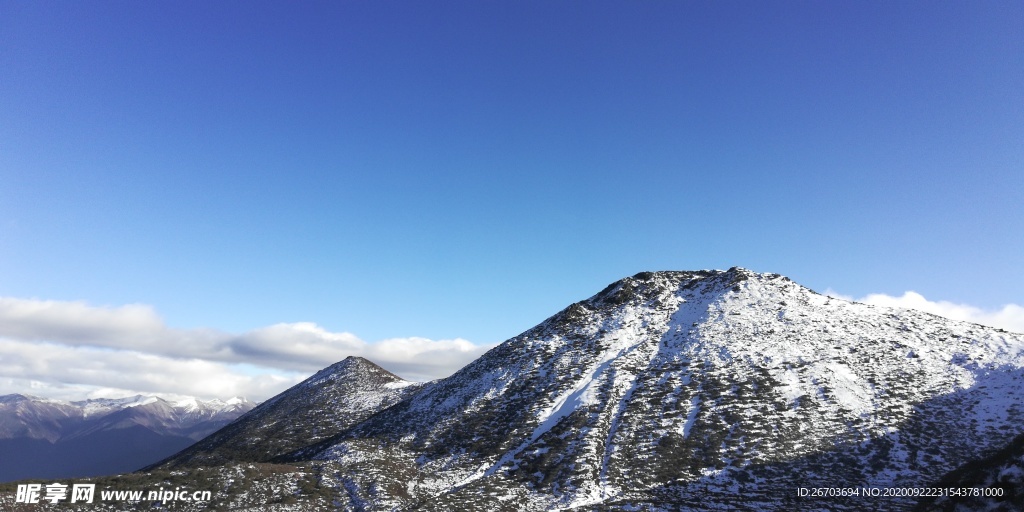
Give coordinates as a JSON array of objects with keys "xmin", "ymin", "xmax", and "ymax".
[
  {"xmin": 2, "ymin": 268, "xmax": 1022, "ymax": 510},
  {"xmin": 0, "ymin": 394, "xmax": 253, "ymax": 482}
]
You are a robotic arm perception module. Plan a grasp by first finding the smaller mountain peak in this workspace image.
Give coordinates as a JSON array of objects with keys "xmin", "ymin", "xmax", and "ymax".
[
  {"xmin": 173, "ymin": 397, "xmax": 199, "ymax": 409},
  {"xmin": 305, "ymin": 356, "xmax": 408, "ymax": 389},
  {"xmin": 337, "ymin": 356, "xmax": 391, "ymax": 372}
]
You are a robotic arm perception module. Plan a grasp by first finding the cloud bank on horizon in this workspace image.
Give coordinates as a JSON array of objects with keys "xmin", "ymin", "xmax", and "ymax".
[
  {"xmin": 1, "ymin": 291, "xmax": 1021, "ymax": 403},
  {"xmin": 0, "ymin": 297, "xmax": 492, "ymax": 402}
]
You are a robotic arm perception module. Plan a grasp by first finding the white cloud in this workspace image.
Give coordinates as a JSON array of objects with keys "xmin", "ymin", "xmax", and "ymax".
[
  {"xmin": 0, "ymin": 338, "xmax": 305, "ymax": 402},
  {"xmin": 825, "ymin": 289, "xmax": 1024, "ymax": 334},
  {"xmin": 0, "ymin": 297, "xmax": 495, "ymax": 402},
  {"xmin": 0, "ymin": 298, "xmax": 164, "ymax": 344},
  {"xmin": 0, "ymin": 297, "xmax": 228, "ymax": 360},
  {"xmin": 365, "ymin": 337, "xmax": 487, "ymax": 382},
  {"xmin": 224, "ymin": 323, "xmax": 490, "ymax": 378}
]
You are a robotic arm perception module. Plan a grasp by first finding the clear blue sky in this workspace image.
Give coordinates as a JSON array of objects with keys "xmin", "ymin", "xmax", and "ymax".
[{"xmin": 2, "ymin": 1, "xmax": 1022, "ymax": 344}]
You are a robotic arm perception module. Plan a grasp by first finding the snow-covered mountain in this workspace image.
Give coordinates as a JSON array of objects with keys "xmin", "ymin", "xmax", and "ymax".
[
  {"xmin": 272, "ymin": 268, "xmax": 1023, "ymax": 510},
  {"xmin": 0, "ymin": 394, "xmax": 254, "ymax": 482},
  {"xmin": 16, "ymin": 268, "xmax": 1023, "ymax": 511}
]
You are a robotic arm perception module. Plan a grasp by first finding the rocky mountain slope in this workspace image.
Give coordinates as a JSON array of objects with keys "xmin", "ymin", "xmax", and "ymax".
[{"xmin": 0, "ymin": 394, "xmax": 253, "ymax": 482}]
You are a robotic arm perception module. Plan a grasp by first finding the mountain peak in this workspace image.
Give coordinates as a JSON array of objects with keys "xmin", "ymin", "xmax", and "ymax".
[
  {"xmin": 303, "ymin": 354, "xmax": 406, "ymax": 390},
  {"xmin": 339, "ymin": 355, "xmax": 390, "ymax": 371},
  {"xmin": 552, "ymin": 268, "xmax": 791, "ymax": 333},
  {"xmin": 154, "ymin": 354, "xmax": 420, "ymax": 470}
]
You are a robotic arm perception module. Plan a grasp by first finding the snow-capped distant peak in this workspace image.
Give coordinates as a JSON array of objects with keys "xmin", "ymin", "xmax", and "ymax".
[
  {"xmin": 174, "ymin": 397, "xmax": 200, "ymax": 411},
  {"xmin": 125, "ymin": 396, "xmax": 159, "ymax": 407},
  {"xmin": 74, "ymin": 395, "xmax": 161, "ymax": 417}
]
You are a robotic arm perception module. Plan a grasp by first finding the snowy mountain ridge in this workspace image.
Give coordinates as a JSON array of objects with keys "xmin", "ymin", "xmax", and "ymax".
[{"xmin": 1, "ymin": 394, "xmax": 254, "ymax": 428}]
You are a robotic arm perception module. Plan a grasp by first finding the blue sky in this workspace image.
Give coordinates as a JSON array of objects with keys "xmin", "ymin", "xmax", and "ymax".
[{"xmin": 1, "ymin": 2, "xmax": 1022, "ymax": 399}]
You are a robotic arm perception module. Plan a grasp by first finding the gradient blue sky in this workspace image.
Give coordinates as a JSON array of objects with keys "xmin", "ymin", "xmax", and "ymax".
[{"xmin": 2, "ymin": 0, "xmax": 1022, "ymax": 348}]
